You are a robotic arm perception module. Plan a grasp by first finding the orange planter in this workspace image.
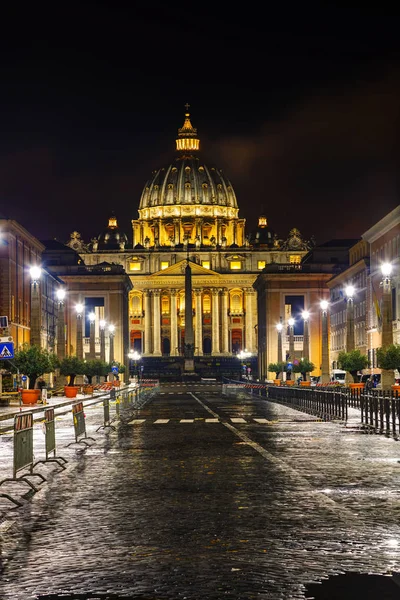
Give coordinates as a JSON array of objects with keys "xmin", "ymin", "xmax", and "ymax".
[
  {"xmin": 285, "ymin": 380, "xmax": 295, "ymax": 386},
  {"xmin": 64, "ymin": 386, "xmax": 79, "ymax": 398},
  {"xmin": 349, "ymin": 383, "xmax": 365, "ymax": 389},
  {"xmin": 21, "ymin": 389, "xmax": 41, "ymax": 404},
  {"xmin": 300, "ymin": 381, "xmax": 311, "ymax": 387},
  {"xmin": 273, "ymin": 379, "xmax": 281, "ymax": 386}
]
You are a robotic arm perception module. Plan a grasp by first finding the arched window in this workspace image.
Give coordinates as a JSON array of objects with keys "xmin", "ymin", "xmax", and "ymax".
[
  {"xmin": 162, "ymin": 296, "xmax": 169, "ymax": 314},
  {"xmin": 203, "ymin": 294, "xmax": 211, "ymax": 313},
  {"xmin": 131, "ymin": 295, "xmax": 141, "ymax": 315}
]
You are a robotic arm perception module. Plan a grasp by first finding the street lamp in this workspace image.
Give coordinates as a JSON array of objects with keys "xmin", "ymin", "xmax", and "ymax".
[
  {"xmin": 75, "ymin": 303, "xmax": 84, "ymax": 360},
  {"xmin": 320, "ymin": 300, "xmax": 330, "ymax": 384},
  {"xmin": 88, "ymin": 311, "xmax": 96, "ymax": 359},
  {"xmin": 30, "ymin": 266, "xmax": 42, "ymax": 347},
  {"xmin": 381, "ymin": 262, "xmax": 393, "ymax": 390},
  {"xmin": 99, "ymin": 319, "xmax": 106, "ymax": 362},
  {"xmin": 128, "ymin": 350, "xmax": 141, "ymax": 382},
  {"xmin": 276, "ymin": 321, "xmax": 283, "ymax": 364},
  {"xmin": 56, "ymin": 289, "xmax": 66, "ymax": 360},
  {"xmin": 287, "ymin": 317, "xmax": 295, "ymax": 381},
  {"xmin": 108, "ymin": 324, "xmax": 115, "ymax": 363},
  {"xmin": 237, "ymin": 349, "xmax": 252, "ymax": 380},
  {"xmin": 345, "ymin": 285, "xmax": 355, "ymax": 352},
  {"xmin": 302, "ymin": 310, "xmax": 310, "ymax": 362}
]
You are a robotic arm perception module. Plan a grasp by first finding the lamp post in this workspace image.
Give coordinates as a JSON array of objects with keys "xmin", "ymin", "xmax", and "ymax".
[
  {"xmin": 381, "ymin": 262, "xmax": 393, "ymax": 390},
  {"xmin": 345, "ymin": 285, "xmax": 355, "ymax": 385},
  {"xmin": 99, "ymin": 319, "xmax": 106, "ymax": 362},
  {"xmin": 302, "ymin": 310, "xmax": 310, "ymax": 361},
  {"xmin": 108, "ymin": 324, "xmax": 115, "ymax": 364},
  {"xmin": 89, "ymin": 311, "xmax": 96, "ymax": 360},
  {"xmin": 75, "ymin": 303, "xmax": 84, "ymax": 360},
  {"xmin": 287, "ymin": 317, "xmax": 295, "ymax": 381},
  {"xmin": 238, "ymin": 349, "xmax": 252, "ymax": 380},
  {"xmin": 30, "ymin": 266, "xmax": 41, "ymax": 347},
  {"xmin": 276, "ymin": 321, "xmax": 283, "ymax": 364},
  {"xmin": 128, "ymin": 350, "xmax": 141, "ymax": 382},
  {"xmin": 56, "ymin": 289, "xmax": 66, "ymax": 360},
  {"xmin": 320, "ymin": 300, "xmax": 330, "ymax": 384}
]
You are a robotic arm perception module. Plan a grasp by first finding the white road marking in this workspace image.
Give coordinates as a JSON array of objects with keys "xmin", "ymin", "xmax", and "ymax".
[
  {"xmin": 231, "ymin": 418, "xmax": 247, "ymax": 423},
  {"xmin": 254, "ymin": 418, "xmax": 271, "ymax": 424},
  {"xmin": 154, "ymin": 419, "xmax": 170, "ymax": 424},
  {"xmin": 205, "ymin": 418, "xmax": 219, "ymax": 423},
  {"xmin": 127, "ymin": 419, "xmax": 145, "ymax": 425},
  {"xmin": 180, "ymin": 419, "xmax": 194, "ymax": 423}
]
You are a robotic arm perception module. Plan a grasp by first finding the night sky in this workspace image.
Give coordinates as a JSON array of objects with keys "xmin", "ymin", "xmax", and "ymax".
[{"xmin": 0, "ymin": 3, "xmax": 399, "ymax": 247}]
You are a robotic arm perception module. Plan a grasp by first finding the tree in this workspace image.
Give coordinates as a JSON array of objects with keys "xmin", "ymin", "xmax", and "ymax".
[
  {"xmin": 338, "ymin": 349, "xmax": 368, "ymax": 383},
  {"xmin": 84, "ymin": 359, "xmax": 109, "ymax": 384},
  {"xmin": 59, "ymin": 356, "xmax": 86, "ymax": 386},
  {"xmin": 377, "ymin": 344, "xmax": 400, "ymax": 380},
  {"xmin": 268, "ymin": 362, "xmax": 287, "ymax": 379},
  {"xmin": 4, "ymin": 344, "xmax": 58, "ymax": 389},
  {"xmin": 292, "ymin": 358, "xmax": 315, "ymax": 381}
]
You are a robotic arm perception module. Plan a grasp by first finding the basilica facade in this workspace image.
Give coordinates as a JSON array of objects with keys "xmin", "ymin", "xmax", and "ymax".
[{"xmin": 65, "ymin": 110, "xmax": 312, "ymax": 363}]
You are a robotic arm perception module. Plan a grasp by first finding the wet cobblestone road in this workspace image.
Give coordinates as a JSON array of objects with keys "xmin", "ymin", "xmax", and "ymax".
[{"xmin": 1, "ymin": 384, "xmax": 400, "ymax": 599}]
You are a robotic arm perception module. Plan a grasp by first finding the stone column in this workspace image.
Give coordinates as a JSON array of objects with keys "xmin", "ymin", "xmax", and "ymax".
[
  {"xmin": 153, "ymin": 289, "xmax": 162, "ymax": 356},
  {"xmin": 212, "ymin": 288, "xmax": 220, "ymax": 355},
  {"xmin": 221, "ymin": 288, "xmax": 229, "ymax": 354},
  {"xmin": 174, "ymin": 218, "xmax": 180, "ymax": 245},
  {"xmin": 244, "ymin": 288, "xmax": 256, "ymax": 352},
  {"xmin": 195, "ymin": 289, "xmax": 203, "ymax": 356},
  {"xmin": 170, "ymin": 289, "xmax": 178, "ymax": 356},
  {"xmin": 144, "ymin": 290, "xmax": 152, "ymax": 355}
]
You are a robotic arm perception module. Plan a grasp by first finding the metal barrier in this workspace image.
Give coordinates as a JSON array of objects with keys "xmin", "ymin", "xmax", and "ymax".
[
  {"xmin": 67, "ymin": 401, "xmax": 96, "ymax": 447},
  {"xmin": 0, "ymin": 412, "xmax": 47, "ymax": 506},
  {"xmin": 96, "ymin": 395, "xmax": 116, "ymax": 432},
  {"xmin": 34, "ymin": 407, "xmax": 68, "ymax": 470}
]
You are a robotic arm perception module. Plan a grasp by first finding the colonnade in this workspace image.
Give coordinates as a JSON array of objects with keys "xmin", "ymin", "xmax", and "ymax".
[{"xmin": 140, "ymin": 287, "xmax": 256, "ymax": 356}]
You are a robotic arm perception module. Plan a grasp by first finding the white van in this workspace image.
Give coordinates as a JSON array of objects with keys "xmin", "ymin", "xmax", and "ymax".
[{"xmin": 330, "ymin": 369, "xmax": 346, "ymax": 383}]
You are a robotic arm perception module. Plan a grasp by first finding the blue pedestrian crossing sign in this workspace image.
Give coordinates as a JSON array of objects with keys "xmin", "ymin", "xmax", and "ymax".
[
  {"xmin": 0, "ymin": 341, "xmax": 14, "ymax": 359},
  {"xmin": 111, "ymin": 365, "xmax": 119, "ymax": 374}
]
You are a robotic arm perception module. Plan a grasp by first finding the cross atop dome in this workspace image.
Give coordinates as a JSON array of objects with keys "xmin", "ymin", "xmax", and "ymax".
[{"xmin": 176, "ymin": 104, "xmax": 200, "ymax": 152}]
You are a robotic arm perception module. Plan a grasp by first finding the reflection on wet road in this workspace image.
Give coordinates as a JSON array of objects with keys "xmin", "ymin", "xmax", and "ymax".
[{"xmin": 1, "ymin": 384, "xmax": 400, "ymax": 599}]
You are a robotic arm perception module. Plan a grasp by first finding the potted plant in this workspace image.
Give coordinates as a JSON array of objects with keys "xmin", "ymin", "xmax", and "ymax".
[
  {"xmin": 292, "ymin": 358, "xmax": 315, "ymax": 386},
  {"xmin": 4, "ymin": 344, "xmax": 58, "ymax": 404},
  {"xmin": 59, "ymin": 356, "xmax": 86, "ymax": 398},
  {"xmin": 268, "ymin": 362, "xmax": 287, "ymax": 385},
  {"xmin": 338, "ymin": 349, "xmax": 368, "ymax": 388},
  {"xmin": 376, "ymin": 344, "xmax": 400, "ymax": 391}
]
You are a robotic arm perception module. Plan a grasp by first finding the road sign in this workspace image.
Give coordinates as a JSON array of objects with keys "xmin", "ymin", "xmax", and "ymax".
[
  {"xmin": 21, "ymin": 375, "xmax": 27, "ymax": 381},
  {"xmin": 111, "ymin": 365, "xmax": 119, "ymax": 374},
  {"xmin": 0, "ymin": 341, "xmax": 14, "ymax": 359}
]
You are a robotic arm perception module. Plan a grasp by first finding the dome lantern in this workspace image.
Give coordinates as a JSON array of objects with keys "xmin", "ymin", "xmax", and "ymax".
[{"xmin": 175, "ymin": 104, "xmax": 200, "ymax": 153}]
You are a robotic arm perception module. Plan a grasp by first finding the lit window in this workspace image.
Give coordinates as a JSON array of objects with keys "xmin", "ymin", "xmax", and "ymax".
[
  {"xmin": 257, "ymin": 260, "xmax": 266, "ymax": 270},
  {"xmin": 289, "ymin": 255, "xmax": 301, "ymax": 264},
  {"xmin": 202, "ymin": 261, "xmax": 210, "ymax": 269},
  {"xmin": 230, "ymin": 261, "xmax": 241, "ymax": 270},
  {"xmin": 129, "ymin": 261, "xmax": 141, "ymax": 271},
  {"xmin": 203, "ymin": 294, "xmax": 211, "ymax": 313},
  {"xmin": 162, "ymin": 296, "xmax": 169, "ymax": 314},
  {"xmin": 161, "ymin": 261, "xmax": 169, "ymax": 270}
]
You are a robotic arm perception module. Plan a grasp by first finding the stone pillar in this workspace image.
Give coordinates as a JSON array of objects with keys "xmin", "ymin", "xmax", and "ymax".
[
  {"xmin": 144, "ymin": 290, "xmax": 152, "ymax": 355},
  {"xmin": 174, "ymin": 218, "xmax": 180, "ymax": 245},
  {"xmin": 244, "ymin": 288, "xmax": 256, "ymax": 352},
  {"xmin": 212, "ymin": 289, "xmax": 220, "ymax": 355},
  {"xmin": 195, "ymin": 290, "xmax": 203, "ymax": 356},
  {"xmin": 153, "ymin": 289, "xmax": 162, "ymax": 356},
  {"xmin": 221, "ymin": 288, "xmax": 229, "ymax": 354},
  {"xmin": 170, "ymin": 289, "xmax": 178, "ymax": 356}
]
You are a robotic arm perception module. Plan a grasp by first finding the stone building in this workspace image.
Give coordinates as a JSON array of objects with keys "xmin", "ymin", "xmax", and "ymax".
[{"xmin": 65, "ymin": 110, "xmax": 312, "ymax": 373}]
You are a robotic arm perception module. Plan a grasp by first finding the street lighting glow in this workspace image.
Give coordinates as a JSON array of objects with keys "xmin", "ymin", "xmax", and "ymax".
[
  {"xmin": 381, "ymin": 262, "xmax": 392, "ymax": 278},
  {"xmin": 288, "ymin": 318, "xmax": 295, "ymax": 326},
  {"xmin": 56, "ymin": 289, "xmax": 66, "ymax": 301},
  {"xmin": 108, "ymin": 324, "xmax": 115, "ymax": 334},
  {"xmin": 276, "ymin": 323, "xmax": 283, "ymax": 332},
  {"xmin": 88, "ymin": 312, "xmax": 96, "ymax": 322},
  {"xmin": 30, "ymin": 266, "xmax": 41, "ymax": 281},
  {"xmin": 345, "ymin": 285, "xmax": 355, "ymax": 299},
  {"xmin": 302, "ymin": 310, "xmax": 310, "ymax": 321},
  {"xmin": 320, "ymin": 300, "xmax": 329, "ymax": 310},
  {"xmin": 99, "ymin": 319, "xmax": 106, "ymax": 329},
  {"xmin": 128, "ymin": 350, "xmax": 141, "ymax": 360},
  {"xmin": 75, "ymin": 303, "xmax": 83, "ymax": 315}
]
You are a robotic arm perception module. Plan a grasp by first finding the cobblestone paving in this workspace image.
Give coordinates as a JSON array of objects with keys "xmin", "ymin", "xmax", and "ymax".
[{"xmin": 1, "ymin": 385, "xmax": 400, "ymax": 599}]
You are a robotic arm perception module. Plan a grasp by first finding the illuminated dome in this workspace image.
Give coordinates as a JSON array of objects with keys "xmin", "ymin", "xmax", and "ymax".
[
  {"xmin": 96, "ymin": 213, "xmax": 129, "ymax": 251},
  {"xmin": 138, "ymin": 110, "xmax": 238, "ymax": 215},
  {"xmin": 133, "ymin": 107, "xmax": 246, "ymax": 249}
]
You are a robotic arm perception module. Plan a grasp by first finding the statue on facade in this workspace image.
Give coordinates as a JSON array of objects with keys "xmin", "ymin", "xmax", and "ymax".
[{"xmin": 66, "ymin": 231, "xmax": 89, "ymax": 252}]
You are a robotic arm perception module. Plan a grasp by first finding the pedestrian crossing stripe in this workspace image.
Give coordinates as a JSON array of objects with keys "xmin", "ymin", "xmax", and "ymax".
[{"xmin": 127, "ymin": 417, "xmax": 277, "ymax": 425}]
